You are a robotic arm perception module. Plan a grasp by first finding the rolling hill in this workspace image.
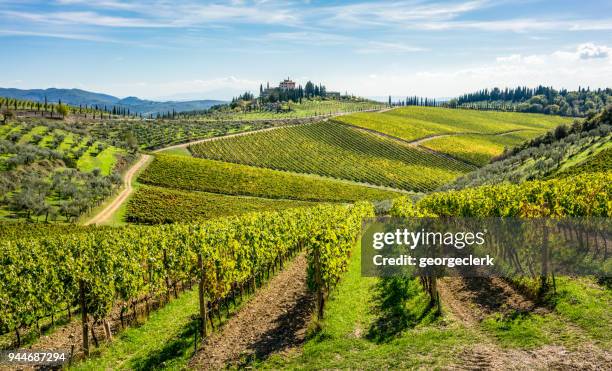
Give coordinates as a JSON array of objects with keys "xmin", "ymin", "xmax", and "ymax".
[
  {"xmin": 0, "ymin": 87, "xmax": 224, "ymax": 115},
  {"xmin": 445, "ymin": 106, "xmax": 612, "ymax": 189}
]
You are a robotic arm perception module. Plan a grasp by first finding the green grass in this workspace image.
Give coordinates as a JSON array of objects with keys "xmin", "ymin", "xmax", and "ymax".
[
  {"xmin": 421, "ymin": 131, "xmax": 541, "ymax": 166},
  {"xmin": 17, "ymin": 125, "xmax": 48, "ymax": 145},
  {"xmin": 77, "ymin": 143, "xmax": 124, "ymax": 175},
  {"xmin": 157, "ymin": 146, "xmax": 192, "ymax": 157},
  {"xmin": 139, "ymin": 154, "xmax": 404, "ymax": 203},
  {"xmin": 57, "ymin": 133, "xmax": 76, "ymax": 152},
  {"xmin": 480, "ymin": 277, "xmax": 612, "ymax": 350},
  {"xmin": 548, "ymin": 277, "xmax": 612, "ymax": 346},
  {"xmin": 260, "ymin": 243, "xmax": 474, "ymax": 369},
  {"xmin": 335, "ymin": 107, "xmax": 571, "ymax": 142},
  {"xmin": 189, "ymin": 122, "xmax": 475, "ymax": 192},
  {"xmin": 73, "ymin": 289, "xmax": 199, "ymax": 371},
  {"xmin": 555, "ymin": 138, "xmax": 612, "ymax": 175},
  {"xmin": 126, "ymin": 185, "xmax": 317, "ymax": 224}
]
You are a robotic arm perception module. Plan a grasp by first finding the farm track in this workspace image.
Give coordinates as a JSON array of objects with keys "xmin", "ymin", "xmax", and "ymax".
[
  {"xmin": 86, "ymin": 113, "xmax": 411, "ymax": 226},
  {"xmin": 190, "ymin": 252, "xmax": 313, "ymax": 369},
  {"xmin": 333, "ymin": 120, "xmax": 479, "ymax": 168},
  {"xmin": 154, "ymin": 108, "xmax": 387, "ymax": 153},
  {"xmin": 438, "ymin": 277, "xmax": 612, "ymax": 370},
  {"xmin": 153, "ymin": 124, "xmax": 304, "ymax": 153},
  {"xmin": 84, "ymin": 154, "xmax": 151, "ymax": 226}
]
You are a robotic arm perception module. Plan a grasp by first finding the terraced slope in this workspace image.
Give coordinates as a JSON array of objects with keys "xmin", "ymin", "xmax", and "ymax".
[
  {"xmin": 335, "ymin": 106, "xmax": 572, "ymax": 142},
  {"xmin": 189, "ymin": 122, "xmax": 475, "ymax": 192}
]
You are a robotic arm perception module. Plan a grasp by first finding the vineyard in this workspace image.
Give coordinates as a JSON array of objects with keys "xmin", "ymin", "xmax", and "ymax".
[
  {"xmin": 447, "ymin": 107, "xmax": 612, "ymax": 189},
  {"xmin": 89, "ymin": 119, "xmax": 275, "ymax": 150},
  {"xmin": 420, "ymin": 132, "xmax": 540, "ymax": 166},
  {"xmin": 335, "ymin": 106, "xmax": 571, "ymax": 142},
  {"xmin": 137, "ymin": 154, "xmax": 404, "ymax": 203},
  {"xmin": 257, "ymin": 171, "xmax": 611, "ymax": 369},
  {"xmin": 126, "ymin": 184, "xmax": 317, "ymax": 224},
  {"xmin": 0, "ymin": 101, "xmax": 610, "ymax": 369},
  {"xmin": 189, "ymin": 121, "xmax": 475, "ymax": 192},
  {"xmin": 0, "ymin": 202, "xmax": 372, "ymax": 362}
]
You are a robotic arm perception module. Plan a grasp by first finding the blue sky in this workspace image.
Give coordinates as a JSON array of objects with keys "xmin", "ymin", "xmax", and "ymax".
[{"xmin": 1, "ymin": 0, "xmax": 612, "ymax": 100}]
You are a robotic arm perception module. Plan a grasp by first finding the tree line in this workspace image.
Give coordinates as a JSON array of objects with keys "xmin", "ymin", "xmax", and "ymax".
[{"xmin": 446, "ymin": 86, "xmax": 612, "ymax": 117}]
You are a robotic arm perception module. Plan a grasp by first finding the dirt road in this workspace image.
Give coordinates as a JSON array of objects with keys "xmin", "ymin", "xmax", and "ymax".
[
  {"xmin": 190, "ymin": 252, "xmax": 313, "ymax": 369},
  {"xmin": 84, "ymin": 154, "xmax": 151, "ymax": 226}
]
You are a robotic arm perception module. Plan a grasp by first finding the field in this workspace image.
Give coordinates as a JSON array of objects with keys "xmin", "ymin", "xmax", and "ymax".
[
  {"xmin": 138, "ymin": 154, "xmax": 404, "ymax": 202},
  {"xmin": 125, "ymin": 153, "xmax": 402, "ymax": 223},
  {"xmin": 335, "ymin": 106, "xmax": 572, "ymax": 142},
  {"xmin": 189, "ymin": 121, "xmax": 475, "ymax": 192},
  {"xmin": 1, "ymin": 103, "xmax": 610, "ymax": 370},
  {"xmin": 420, "ymin": 131, "xmax": 539, "ymax": 166},
  {"xmin": 126, "ymin": 184, "xmax": 316, "ymax": 224}
]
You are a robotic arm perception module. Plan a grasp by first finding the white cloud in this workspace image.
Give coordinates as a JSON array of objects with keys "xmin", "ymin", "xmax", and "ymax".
[
  {"xmin": 326, "ymin": 0, "xmax": 488, "ymax": 27},
  {"xmin": 336, "ymin": 43, "xmax": 612, "ymax": 97},
  {"xmin": 356, "ymin": 41, "xmax": 427, "ymax": 54},
  {"xmin": 0, "ymin": 29, "xmax": 117, "ymax": 42},
  {"xmin": 576, "ymin": 43, "xmax": 610, "ymax": 60},
  {"xmin": 262, "ymin": 31, "xmax": 351, "ymax": 45},
  {"xmin": 5, "ymin": 1, "xmax": 300, "ymax": 28},
  {"xmin": 4, "ymin": 10, "xmax": 169, "ymax": 28}
]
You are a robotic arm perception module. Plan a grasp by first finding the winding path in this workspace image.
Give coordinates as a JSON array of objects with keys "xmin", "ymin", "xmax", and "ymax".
[
  {"xmin": 84, "ymin": 154, "xmax": 152, "ymax": 226},
  {"xmin": 86, "ymin": 106, "xmax": 497, "ymax": 225}
]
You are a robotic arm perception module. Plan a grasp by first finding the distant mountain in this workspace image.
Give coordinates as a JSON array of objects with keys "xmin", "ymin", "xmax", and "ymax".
[{"xmin": 0, "ymin": 87, "xmax": 225, "ymax": 115}]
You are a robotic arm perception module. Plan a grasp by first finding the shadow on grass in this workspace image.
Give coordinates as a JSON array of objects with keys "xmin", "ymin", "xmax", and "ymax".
[
  {"xmin": 236, "ymin": 290, "xmax": 314, "ymax": 367},
  {"xmin": 366, "ymin": 277, "xmax": 439, "ymax": 343},
  {"xmin": 129, "ymin": 316, "xmax": 199, "ymax": 371}
]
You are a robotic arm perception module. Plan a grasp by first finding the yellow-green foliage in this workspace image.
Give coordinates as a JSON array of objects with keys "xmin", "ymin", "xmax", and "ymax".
[
  {"xmin": 77, "ymin": 142, "xmax": 125, "ymax": 175},
  {"xmin": 421, "ymin": 132, "xmax": 541, "ymax": 166},
  {"xmin": 127, "ymin": 184, "xmax": 317, "ymax": 224},
  {"xmin": 417, "ymin": 171, "xmax": 611, "ymax": 217},
  {"xmin": 139, "ymin": 154, "xmax": 403, "ymax": 202},
  {"xmin": 190, "ymin": 122, "xmax": 475, "ymax": 192},
  {"xmin": 336, "ymin": 106, "xmax": 572, "ymax": 142}
]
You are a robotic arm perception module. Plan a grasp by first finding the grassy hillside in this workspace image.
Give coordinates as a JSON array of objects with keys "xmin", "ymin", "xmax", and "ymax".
[
  {"xmin": 189, "ymin": 122, "xmax": 475, "ymax": 192},
  {"xmin": 335, "ymin": 106, "xmax": 571, "ymax": 142},
  {"xmin": 446, "ymin": 107, "xmax": 612, "ymax": 189},
  {"xmin": 0, "ymin": 121, "xmax": 126, "ymax": 175},
  {"xmin": 138, "ymin": 154, "xmax": 404, "ymax": 202},
  {"xmin": 0, "ymin": 120, "xmax": 133, "ymax": 221},
  {"xmin": 421, "ymin": 131, "xmax": 539, "ymax": 166}
]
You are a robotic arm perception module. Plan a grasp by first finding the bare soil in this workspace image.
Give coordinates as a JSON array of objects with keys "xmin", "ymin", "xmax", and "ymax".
[{"xmin": 189, "ymin": 252, "xmax": 313, "ymax": 370}]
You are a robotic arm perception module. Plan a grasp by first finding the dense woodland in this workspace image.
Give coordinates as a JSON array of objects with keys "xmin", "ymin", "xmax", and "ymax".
[{"xmin": 446, "ymin": 86, "xmax": 612, "ymax": 116}]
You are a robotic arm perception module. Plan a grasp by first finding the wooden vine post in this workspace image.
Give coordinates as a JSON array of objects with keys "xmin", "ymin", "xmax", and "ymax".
[
  {"xmin": 314, "ymin": 245, "xmax": 324, "ymax": 319},
  {"xmin": 79, "ymin": 279, "xmax": 89, "ymax": 356},
  {"xmin": 539, "ymin": 221, "xmax": 550, "ymax": 297},
  {"xmin": 197, "ymin": 252, "xmax": 208, "ymax": 338}
]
